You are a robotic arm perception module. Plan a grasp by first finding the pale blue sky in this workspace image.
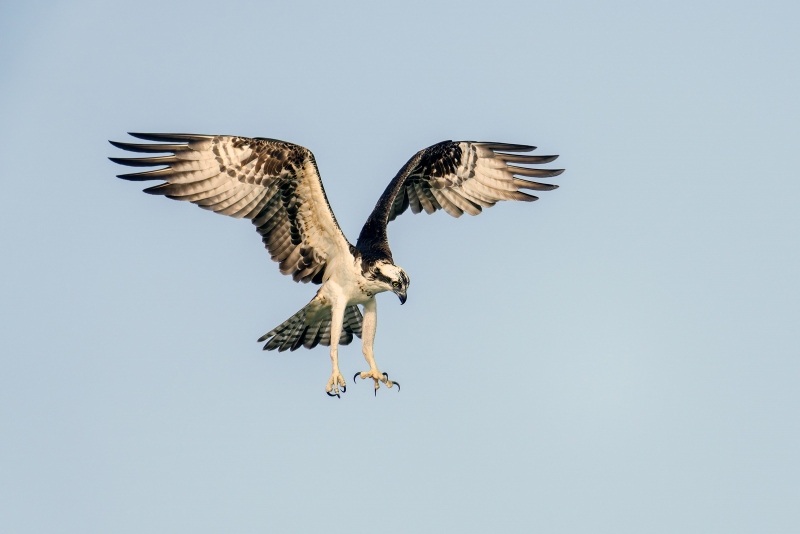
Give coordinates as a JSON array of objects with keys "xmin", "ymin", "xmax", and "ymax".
[{"xmin": 1, "ymin": 0, "xmax": 799, "ymax": 532}]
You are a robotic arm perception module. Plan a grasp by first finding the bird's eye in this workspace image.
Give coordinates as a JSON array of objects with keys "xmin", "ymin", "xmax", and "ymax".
[{"xmin": 392, "ymin": 281, "xmax": 400, "ymax": 288}]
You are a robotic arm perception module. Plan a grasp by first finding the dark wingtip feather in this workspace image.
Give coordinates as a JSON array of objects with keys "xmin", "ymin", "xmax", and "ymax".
[
  {"xmin": 508, "ymin": 166, "xmax": 565, "ymax": 178},
  {"xmin": 482, "ymin": 143, "xmax": 537, "ymax": 152},
  {"xmin": 116, "ymin": 173, "xmax": 159, "ymax": 182},
  {"xmin": 109, "ymin": 140, "xmax": 187, "ymax": 153},
  {"xmin": 128, "ymin": 132, "xmax": 212, "ymax": 143},
  {"xmin": 514, "ymin": 178, "xmax": 559, "ymax": 191},
  {"xmin": 497, "ymin": 153, "xmax": 559, "ymax": 164},
  {"xmin": 142, "ymin": 183, "xmax": 170, "ymax": 195},
  {"xmin": 109, "ymin": 156, "xmax": 174, "ymax": 167},
  {"xmin": 116, "ymin": 167, "xmax": 174, "ymax": 181},
  {"xmin": 513, "ymin": 192, "xmax": 540, "ymax": 202}
]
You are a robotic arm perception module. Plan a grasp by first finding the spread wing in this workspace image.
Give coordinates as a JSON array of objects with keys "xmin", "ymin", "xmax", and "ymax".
[
  {"xmin": 356, "ymin": 141, "xmax": 564, "ymax": 260},
  {"xmin": 110, "ymin": 133, "xmax": 352, "ymax": 284}
]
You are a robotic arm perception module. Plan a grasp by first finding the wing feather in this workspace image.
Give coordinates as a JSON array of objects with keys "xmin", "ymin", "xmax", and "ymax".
[
  {"xmin": 356, "ymin": 140, "xmax": 562, "ymax": 260},
  {"xmin": 414, "ymin": 182, "xmax": 436, "ymax": 214},
  {"xmin": 110, "ymin": 134, "xmax": 353, "ymax": 284},
  {"xmin": 459, "ymin": 184, "xmax": 496, "ymax": 207},
  {"xmin": 406, "ymin": 181, "xmax": 423, "ymax": 214},
  {"xmin": 443, "ymin": 188, "xmax": 482, "ymax": 215},
  {"xmin": 430, "ymin": 188, "xmax": 463, "ymax": 218}
]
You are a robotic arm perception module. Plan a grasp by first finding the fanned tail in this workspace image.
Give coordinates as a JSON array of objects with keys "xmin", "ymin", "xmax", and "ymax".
[{"xmin": 258, "ymin": 304, "xmax": 363, "ymax": 352}]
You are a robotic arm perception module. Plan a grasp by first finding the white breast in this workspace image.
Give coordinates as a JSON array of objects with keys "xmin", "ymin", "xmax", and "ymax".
[{"xmin": 319, "ymin": 256, "xmax": 387, "ymax": 307}]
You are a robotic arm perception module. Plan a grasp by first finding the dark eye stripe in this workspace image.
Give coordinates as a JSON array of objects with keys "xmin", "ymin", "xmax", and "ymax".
[{"xmin": 371, "ymin": 269, "xmax": 393, "ymax": 286}]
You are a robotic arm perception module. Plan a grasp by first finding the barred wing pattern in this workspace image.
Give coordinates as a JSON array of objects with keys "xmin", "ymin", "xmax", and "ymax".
[
  {"xmin": 356, "ymin": 141, "xmax": 563, "ymax": 260},
  {"xmin": 258, "ymin": 304, "xmax": 364, "ymax": 351},
  {"xmin": 110, "ymin": 133, "xmax": 353, "ymax": 284}
]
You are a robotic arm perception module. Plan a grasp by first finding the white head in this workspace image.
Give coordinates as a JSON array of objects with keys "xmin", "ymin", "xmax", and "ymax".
[{"xmin": 367, "ymin": 260, "xmax": 410, "ymax": 304}]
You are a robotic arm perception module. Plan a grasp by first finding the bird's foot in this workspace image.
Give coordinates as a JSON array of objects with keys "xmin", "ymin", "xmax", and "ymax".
[
  {"xmin": 325, "ymin": 371, "xmax": 347, "ymax": 398},
  {"xmin": 353, "ymin": 370, "xmax": 400, "ymax": 396}
]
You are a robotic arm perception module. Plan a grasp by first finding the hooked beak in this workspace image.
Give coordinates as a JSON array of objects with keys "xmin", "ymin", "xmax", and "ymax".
[{"xmin": 395, "ymin": 290, "xmax": 407, "ymax": 305}]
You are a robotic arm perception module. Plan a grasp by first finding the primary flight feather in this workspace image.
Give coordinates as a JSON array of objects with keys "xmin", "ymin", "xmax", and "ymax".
[{"xmin": 110, "ymin": 133, "xmax": 563, "ymax": 397}]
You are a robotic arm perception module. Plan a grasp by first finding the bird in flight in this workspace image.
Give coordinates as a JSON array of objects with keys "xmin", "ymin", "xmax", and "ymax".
[{"xmin": 110, "ymin": 133, "xmax": 563, "ymax": 397}]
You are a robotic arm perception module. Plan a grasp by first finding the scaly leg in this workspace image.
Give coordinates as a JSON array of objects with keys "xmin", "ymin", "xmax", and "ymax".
[
  {"xmin": 325, "ymin": 301, "xmax": 348, "ymax": 398},
  {"xmin": 353, "ymin": 298, "xmax": 399, "ymax": 395}
]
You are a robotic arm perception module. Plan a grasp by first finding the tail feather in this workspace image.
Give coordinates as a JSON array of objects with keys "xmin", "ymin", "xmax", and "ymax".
[
  {"xmin": 258, "ymin": 303, "xmax": 363, "ymax": 352},
  {"xmin": 303, "ymin": 321, "xmax": 324, "ymax": 350}
]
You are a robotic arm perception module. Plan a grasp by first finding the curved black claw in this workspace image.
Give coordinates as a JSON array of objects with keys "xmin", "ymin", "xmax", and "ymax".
[
  {"xmin": 353, "ymin": 372, "xmax": 361, "ymax": 383},
  {"xmin": 326, "ymin": 391, "xmax": 340, "ymax": 399},
  {"xmin": 341, "ymin": 384, "xmax": 346, "ymax": 393},
  {"xmin": 374, "ymin": 388, "xmax": 377, "ymax": 398},
  {"xmin": 381, "ymin": 372, "xmax": 400, "ymax": 392}
]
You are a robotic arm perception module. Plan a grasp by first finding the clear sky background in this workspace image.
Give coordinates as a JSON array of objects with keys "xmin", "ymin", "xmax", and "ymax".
[{"xmin": 1, "ymin": 0, "xmax": 798, "ymax": 532}]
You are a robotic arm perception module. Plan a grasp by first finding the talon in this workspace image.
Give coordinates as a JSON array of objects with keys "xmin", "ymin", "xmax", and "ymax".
[
  {"xmin": 326, "ymin": 391, "xmax": 340, "ymax": 399},
  {"xmin": 341, "ymin": 384, "xmax": 346, "ymax": 393},
  {"xmin": 394, "ymin": 381, "xmax": 400, "ymax": 392},
  {"xmin": 374, "ymin": 388, "xmax": 377, "ymax": 397},
  {"xmin": 382, "ymin": 372, "xmax": 389, "ymax": 381},
  {"xmin": 353, "ymin": 372, "xmax": 361, "ymax": 383}
]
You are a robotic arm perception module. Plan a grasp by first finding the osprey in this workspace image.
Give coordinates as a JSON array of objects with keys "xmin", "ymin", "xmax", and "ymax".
[{"xmin": 110, "ymin": 133, "xmax": 563, "ymax": 397}]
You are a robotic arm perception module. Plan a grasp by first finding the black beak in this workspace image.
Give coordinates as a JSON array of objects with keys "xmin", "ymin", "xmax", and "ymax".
[{"xmin": 397, "ymin": 291, "xmax": 407, "ymax": 305}]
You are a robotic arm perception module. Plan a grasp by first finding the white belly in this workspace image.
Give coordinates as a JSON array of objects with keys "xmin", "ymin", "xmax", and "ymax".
[{"xmin": 313, "ymin": 256, "xmax": 387, "ymax": 309}]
